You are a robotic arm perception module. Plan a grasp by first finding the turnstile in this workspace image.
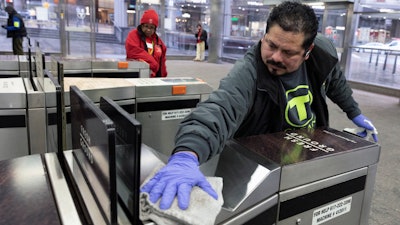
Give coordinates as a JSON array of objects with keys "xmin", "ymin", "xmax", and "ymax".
[
  {"xmin": 23, "ymin": 46, "xmax": 49, "ymax": 155},
  {"xmin": 215, "ymin": 128, "xmax": 380, "ymax": 225},
  {"xmin": 213, "ymin": 144, "xmax": 280, "ymax": 225},
  {"xmin": 0, "ymin": 55, "xmax": 20, "ymax": 78},
  {"xmin": 45, "ymin": 78, "xmax": 137, "ymax": 152},
  {"xmin": 91, "ymin": 58, "xmax": 150, "ymax": 78},
  {"xmin": 52, "ymin": 77, "xmax": 135, "ymax": 150},
  {"xmin": 0, "ymin": 153, "xmax": 81, "ymax": 225},
  {"xmin": 45, "ymin": 76, "xmax": 213, "ymax": 156},
  {"xmin": 0, "ymin": 144, "xmax": 164, "ymax": 225},
  {"xmin": 51, "ymin": 56, "xmax": 150, "ymax": 78},
  {"xmin": 24, "ymin": 77, "xmax": 48, "ymax": 155},
  {"xmin": 126, "ymin": 77, "xmax": 213, "ymax": 156},
  {"xmin": 18, "ymin": 54, "xmax": 52, "ymax": 79},
  {"xmin": 51, "ymin": 57, "xmax": 92, "ymax": 77},
  {"xmin": 18, "ymin": 55, "xmax": 32, "ymax": 78},
  {"xmin": 0, "ymin": 86, "xmax": 159, "ymax": 225},
  {"xmin": 0, "ymin": 78, "xmax": 29, "ymax": 161}
]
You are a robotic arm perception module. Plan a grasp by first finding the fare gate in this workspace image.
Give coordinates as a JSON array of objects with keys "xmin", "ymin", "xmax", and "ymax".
[
  {"xmin": 215, "ymin": 128, "xmax": 380, "ymax": 225},
  {"xmin": 126, "ymin": 77, "xmax": 213, "ymax": 156}
]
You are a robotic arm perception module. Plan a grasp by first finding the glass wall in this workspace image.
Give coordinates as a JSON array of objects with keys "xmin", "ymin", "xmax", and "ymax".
[
  {"xmin": 1, "ymin": 0, "xmax": 271, "ymax": 57},
  {"xmin": 222, "ymin": 0, "xmax": 268, "ymax": 57},
  {"xmin": 163, "ymin": 1, "xmax": 210, "ymax": 53},
  {"xmin": 348, "ymin": 0, "xmax": 400, "ymax": 90}
]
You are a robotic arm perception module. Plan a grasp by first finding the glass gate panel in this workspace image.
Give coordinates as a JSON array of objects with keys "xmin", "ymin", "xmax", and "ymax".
[{"xmin": 322, "ymin": 5, "xmax": 349, "ymax": 49}]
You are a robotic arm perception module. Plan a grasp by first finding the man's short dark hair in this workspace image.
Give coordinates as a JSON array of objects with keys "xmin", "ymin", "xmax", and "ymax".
[{"xmin": 266, "ymin": 1, "xmax": 319, "ymax": 50}]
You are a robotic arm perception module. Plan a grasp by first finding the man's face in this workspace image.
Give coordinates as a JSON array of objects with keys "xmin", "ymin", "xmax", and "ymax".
[
  {"xmin": 261, "ymin": 25, "xmax": 312, "ymax": 76},
  {"xmin": 141, "ymin": 23, "xmax": 156, "ymax": 37}
]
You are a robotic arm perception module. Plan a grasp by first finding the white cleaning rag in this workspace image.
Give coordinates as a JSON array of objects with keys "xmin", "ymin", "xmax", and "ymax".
[
  {"xmin": 343, "ymin": 127, "xmax": 378, "ymax": 142},
  {"xmin": 139, "ymin": 167, "xmax": 224, "ymax": 225}
]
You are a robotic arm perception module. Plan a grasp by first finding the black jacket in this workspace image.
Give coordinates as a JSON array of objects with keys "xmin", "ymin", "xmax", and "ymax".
[
  {"xmin": 6, "ymin": 10, "xmax": 27, "ymax": 38},
  {"xmin": 195, "ymin": 29, "xmax": 208, "ymax": 42}
]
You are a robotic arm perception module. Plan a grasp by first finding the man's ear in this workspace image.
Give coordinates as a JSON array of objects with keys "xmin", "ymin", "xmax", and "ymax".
[{"xmin": 305, "ymin": 43, "xmax": 315, "ymax": 59}]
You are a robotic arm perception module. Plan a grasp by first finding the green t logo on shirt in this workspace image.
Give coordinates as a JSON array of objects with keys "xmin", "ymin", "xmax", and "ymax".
[{"xmin": 285, "ymin": 85, "xmax": 315, "ymax": 128}]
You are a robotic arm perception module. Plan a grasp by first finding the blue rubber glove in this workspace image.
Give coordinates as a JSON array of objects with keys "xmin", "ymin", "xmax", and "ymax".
[
  {"xmin": 351, "ymin": 114, "xmax": 378, "ymax": 142},
  {"xmin": 140, "ymin": 152, "xmax": 218, "ymax": 210}
]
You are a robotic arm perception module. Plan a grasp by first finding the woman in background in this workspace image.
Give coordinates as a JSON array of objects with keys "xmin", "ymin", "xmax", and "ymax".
[
  {"xmin": 194, "ymin": 24, "xmax": 208, "ymax": 61},
  {"xmin": 125, "ymin": 9, "xmax": 168, "ymax": 77}
]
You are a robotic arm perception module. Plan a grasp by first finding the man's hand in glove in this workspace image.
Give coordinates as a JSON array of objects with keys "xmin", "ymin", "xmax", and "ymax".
[
  {"xmin": 1, "ymin": 25, "xmax": 6, "ymax": 29},
  {"xmin": 140, "ymin": 151, "xmax": 218, "ymax": 210},
  {"xmin": 351, "ymin": 114, "xmax": 378, "ymax": 142}
]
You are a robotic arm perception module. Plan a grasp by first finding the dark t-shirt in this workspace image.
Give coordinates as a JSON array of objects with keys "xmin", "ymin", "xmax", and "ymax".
[{"xmin": 278, "ymin": 63, "xmax": 316, "ymax": 130}]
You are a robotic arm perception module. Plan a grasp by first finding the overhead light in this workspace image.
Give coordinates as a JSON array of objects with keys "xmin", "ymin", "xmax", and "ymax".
[
  {"xmin": 361, "ymin": 4, "xmax": 372, "ymax": 8},
  {"xmin": 247, "ymin": 1, "xmax": 263, "ymax": 6},
  {"xmin": 311, "ymin": 5, "xmax": 325, "ymax": 10},
  {"xmin": 182, "ymin": 13, "xmax": 191, "ymax": 18},
  {"xmin": 306, "ymin": 2, "xmax": 325, "ymax": 10},
  {"xmin": 336, "ymin": 26, "xmax": 345, "ymax": 30},
  {"xmin": 306, "ymin": 2, "xmax": 324, "ymax": 6},
  {"xmin": 380, "ymin": 9, "xmax": 394, "ymax": 13}
]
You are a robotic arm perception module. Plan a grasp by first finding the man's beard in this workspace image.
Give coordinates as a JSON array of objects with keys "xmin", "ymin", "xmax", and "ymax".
[{"xmin": 266, "ymin": 60, "xmax": 286, "ymax": 75}]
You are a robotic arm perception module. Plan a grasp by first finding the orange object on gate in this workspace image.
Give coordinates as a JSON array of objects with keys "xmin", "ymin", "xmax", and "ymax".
[{"xmin": 172, "ymin": 85, "xmax": 186, "ymax": 95}]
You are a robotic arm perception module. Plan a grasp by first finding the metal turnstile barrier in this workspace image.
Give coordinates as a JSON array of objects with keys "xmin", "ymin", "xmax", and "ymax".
[
  {"xmin": 92, "ymin": 58, "xmax": 150, "ymax": 78},
  {"xmin": 0, "ymin": 153, "xmax": 82, "ymax": 225},
  {"xmin": 0, "ymin": 55, "xmax": 20, "ymax": 78},
  {"xmin": 213, "ymin": 144, "xmax": 280, "ymax": 225},
  {"xmin": 51, "ymin": 57, "xmax": 92, "ymax": 77},
  {"xmin": 214, "ymin": 128, "xmax": 380, "ymax": 225},
  {"xmin": 51, "ymin": 56, "xmax": 150, "ymax": 78},
  {"xmin": 0, "ymin": 78, "xmax": 30, "ymax": 161},
  {"xmin": 18, "ymin": 55, "xmax": 31, "ymax": 78},
  {"xmin": 45, "ymin": 75, "xmax": 212, "ymax": 157},
  {"xmin": 19, "ymin": 55, "xmax": 52, "ymax": 79},
  {"xmin": 58, "ymin": 77, "xmax": 135, "ymax": 150},
  {"xmin": 23, "ymin": 43, "xmax": 49, "ymax": 155},
  {"xmin": 126, "ymin": 77, "xmax": 213, "ymax": 156},
  {"xmin": 24, "ymin": 77, "xmax": 47, "ymax": 155}
]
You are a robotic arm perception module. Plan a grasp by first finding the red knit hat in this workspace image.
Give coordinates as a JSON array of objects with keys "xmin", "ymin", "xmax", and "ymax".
[{"xmin": 140, "ymin": 9, "xmax": 159, "ymax": 28}]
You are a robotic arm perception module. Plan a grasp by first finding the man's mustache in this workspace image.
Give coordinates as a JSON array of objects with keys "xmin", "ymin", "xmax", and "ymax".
[{"xmin": 266, "ymin": 60, "xmax": 286, "ymax": 69}]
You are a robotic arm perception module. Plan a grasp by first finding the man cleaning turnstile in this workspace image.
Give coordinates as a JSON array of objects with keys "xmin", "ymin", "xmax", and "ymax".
[
  {"xmin": 139, "ymin": 2, "xmax": 379, "ymax": 225},
  {"xmin": 0, "ymin": 82, "xmax": 380, "ymax": 225}
]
